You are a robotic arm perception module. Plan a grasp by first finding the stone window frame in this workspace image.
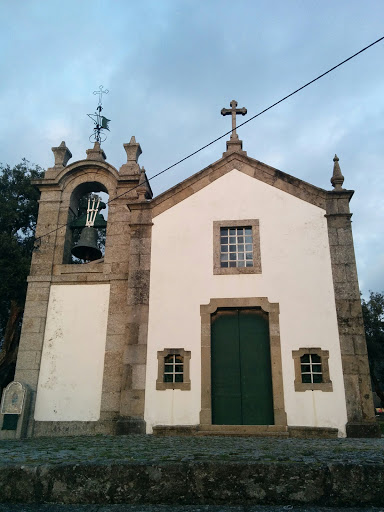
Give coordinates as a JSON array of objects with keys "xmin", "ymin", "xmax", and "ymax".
[
  {"xmin": 156, "ymin": 348, "xmax": 191, "ymax": 390},
  {"xmin": 213, "ymin": 219, "xmax": 261, "ymax": 275},
  {"xmin": 200, "ymin": 297, "xmax": 287, "ymax": 428},
  {"xmin": 292, "ymin": 348, "xmax": 333, "ymax": 392}
]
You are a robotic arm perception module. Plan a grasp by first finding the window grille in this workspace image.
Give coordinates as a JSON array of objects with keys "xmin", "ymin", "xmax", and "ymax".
[
  {"xmin": 300, "ymin": 353, "xmax": 323, "ymax": 383},
  {"xmin": 220, "ymin": 226, "xmax": 253, "ymax": 268},
  {"xmin": 164, "ymin": 354, "xmax": 184, "ymax": 383}
]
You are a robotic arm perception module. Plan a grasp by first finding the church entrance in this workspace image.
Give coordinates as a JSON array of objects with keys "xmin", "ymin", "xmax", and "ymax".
[{"xmin": 211, "ymin": 308, "xmax": 274, "ymax": 425}]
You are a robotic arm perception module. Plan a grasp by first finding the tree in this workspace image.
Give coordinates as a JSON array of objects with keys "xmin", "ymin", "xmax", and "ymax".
[
  {"xmin": 0, "ymin": 160, "xmax": 43, "ymax": 395},
  {"xmin": 361, "ymin": 291, "xmax": 384, "ymax": 407}
]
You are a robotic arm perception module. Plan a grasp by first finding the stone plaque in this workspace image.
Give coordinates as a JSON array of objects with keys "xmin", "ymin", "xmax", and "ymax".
[{"xmin": 0, "ymin": 382, "xmax": 25, "ymax": 415}]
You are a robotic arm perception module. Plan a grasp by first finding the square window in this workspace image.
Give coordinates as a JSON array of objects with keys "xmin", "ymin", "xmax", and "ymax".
[
  {"xmin": 157, "ymin": 349, "xmax": 191, "ymax": 391},
  {"xmin": 293, "ymin": 349, "xmax": 332, "ymax": 392},
  {"xmin": 214, "ymin": 220, "xmax": 261, "ymax": 275}
]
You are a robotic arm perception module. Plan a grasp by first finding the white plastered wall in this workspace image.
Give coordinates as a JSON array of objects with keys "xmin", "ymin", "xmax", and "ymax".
[
  {"xmin": 34, "ymin": 284, "xmax": 110, "ymax": 421},
  {"xmin": 145, "ymin": 169, "xmax": 348, "ymax": 434}
]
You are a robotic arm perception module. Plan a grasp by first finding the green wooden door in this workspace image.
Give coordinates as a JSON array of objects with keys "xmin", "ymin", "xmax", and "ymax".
[{"xmin": 211, "ymin": 308, "xmax": 274, "ymax": 425}]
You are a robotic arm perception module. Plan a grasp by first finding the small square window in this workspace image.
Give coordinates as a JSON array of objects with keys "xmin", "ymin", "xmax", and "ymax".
[
  {"xmin": 214, "ymin": 220, "xmax": 261, "ymax": 275},
  {"xmin": 157, "ymin": 349, "xmax": 191, "ymax": 390},
  {"xmin": 292, "ymin": 348, "xmax": 332, "ymax": 392}
]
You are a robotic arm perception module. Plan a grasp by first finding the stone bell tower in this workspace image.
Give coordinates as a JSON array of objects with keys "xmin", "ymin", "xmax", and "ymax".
[{"xmin": 1, "ymin": 137, "xmax": 153, "ymax": 438}]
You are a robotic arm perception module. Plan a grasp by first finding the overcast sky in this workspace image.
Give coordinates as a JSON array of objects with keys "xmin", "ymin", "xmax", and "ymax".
[{"xmin": 1, "ymin": 0, "xmax": 383, "ymax": 296}]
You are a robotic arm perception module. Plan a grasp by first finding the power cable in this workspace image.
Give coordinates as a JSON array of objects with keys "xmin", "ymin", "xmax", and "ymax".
[{"xmin": 33, "ymin": 35, "xmax": 384, "ymax": 248}]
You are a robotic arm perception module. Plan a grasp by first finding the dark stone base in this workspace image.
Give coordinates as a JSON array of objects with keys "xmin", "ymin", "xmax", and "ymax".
[
  {"xmin": 115, "ymin": 417, "xmax": 146, "ymax": 435},
  {"xmin": 1, "ymin": 460, "xmax": 384, "ymax": 505},
  {"xmin": 288, "ymin": 426, "xmax": 338, "ymax": 439},
  {"xmin": 153, "ymin": 425, "xmax": 198, "ymax": 436},
  {"xmin": 346, "ymin": 422, "xmax": 381, "ymax": 438},
  {"xmin": 32, "ymin": 420, "xmax": 118, "ymax": 437}
]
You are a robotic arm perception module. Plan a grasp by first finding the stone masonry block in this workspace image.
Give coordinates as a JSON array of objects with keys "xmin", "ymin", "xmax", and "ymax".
[
  {"xmin": 332, "ymin": 246, "xmax": 356, "ymax": 265},
  {"xmin": 337, "ymin": 198, "xmax": 351, "ymax": 214},
  {"xmin": 16, "ymin": 350, "xmax": 41, "ymax": 370},
  {"xmin": 327, "ymin": 228, "xmax": 338, "ymax": 246},
  {"xmin": 124, "ymin": 344, "xmax": 147, "ymax": 365},
  {"xmin": 345, "ymin": 264, "xmax": 359, "ymax": 283},
  {"xmin": 30, "ymin": 263, "xmax": 55, "ymax": 276},
  {"xmin": 342, "ymin": 355, "xmax": 360, "ymax": 375},
  {"xmin": 350, "ymin": 300, "xmax": 363, "ymax": 318},
  {"xmin": 18, "ymin": 332, "xmax": 45, "ymax": 351},
  {"xmin": 357, "ymin": 355, "xmax": 370, "ymax": 376},
  {"xmin": 120, "ymin": 389, "xmax": 145, "ymax": 417},
  {"xmin": 107, "ymin": 313, "xmax": 128, "ymax": 335},
  {"xmin": 127, "ymin": 323, "xmax": 139, "ymax": 344},
  {"xmin": 130, "ymin": 238, "xmax": 151, "ymax": 255},
  {"xmin": 353, "ymin": 335, "xmax": 368, "ymax": 356},
  {"xmin": 127, "ymin": 287, "xmax": 149, "ymax": 306},
  {"xmin": 106, "ymin": 234, "xmax": 130, "ymax": 248},
  {"xmin": 128, "ymin": 270, "xmax": 150, "ymax": 291},
  {"xmin": 326, "ymin": 215, "xmax": 351, "ymax": 229},
  {"xmin": 338, "ymin": 335, "xmax": 355, "ymax": 355},
  {"xmin": 325, "ymin": 199, "xmax": 338, "ymax": 215},
  {"xmin": 337, "ymin": 317, "xmax": 365, "ymax": 336},
  {"xmin": 110, "ymin": 262, "xmax": 129, "ymax": 274},
  {"xmin": 25, "ymin": 285, "xmax": 51, "ymax": 302},
  {"xmin": 121, "ymin": 364, "xmax": 132, "ymax": 389},
  {"xmin": 104, "ymin": 246, "xmax": 129, "ymax": 263},
  {"xmin": 334, "ymin": 282, "xmax": 359, "ymax": 301},
  {"xmin": 132, "ymin": 364, "xmax": 146, "ymax": 390},
  {"xmin": 105, "ymin": 334, "xmax": 126, "ymax": 352},
  {"xmin": 109, "ymin": 282, "xmax": 128, "ymax": 309},
  {"xmin": 107, "ymin": 222, "xmax": 131, "ymax": 236},
  {"xmin": 13, "ymin": 369, "xmax": 39, "ymax": 390},
  {"xmin": 337, "ymin": 228, "xmax": 354, "ymax": 246},
  {"xmin": 23, "ymin": 301, "xmax": 49, "ymax": 318},
  {"xmin": 343, "ymin": 374, "xmax": 362, "ymax": 422},
  {"xmin": 335, "ymin": 300, "xmax": 350, "ymax": 319},
  {"xmin": 138, "ymin": 321, "xmax": 149, "ymax": 345},
  {"xmin": 131, "ymin": 225, "xmax": 152, "ymax": 239},
  {"xmin": 332, "ymin": 264, "xmax": 347, "ymax": 283},
  {"xmin": 102, "ymin": 352, "xmax": 123, "ymax": 393},
  {"xmin": 100, "ymin": 392, "xmax": 120, "ymax": 412},
  {"xmin": 21, "ymin": 317, "xmax": 45, "ymax": 334},
  {"xmin": 138, "ymin": 253, "xmax": 151, "ymax": 271}
]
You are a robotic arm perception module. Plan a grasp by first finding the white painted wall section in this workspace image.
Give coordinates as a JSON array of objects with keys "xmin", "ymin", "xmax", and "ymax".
[
  {"xmin": 34, "ymin": 284, "xmax": 110, "ymax": 421},
  {"xmin": 145, "ymin": 169, "xmax": 348, "ymax": 434}
]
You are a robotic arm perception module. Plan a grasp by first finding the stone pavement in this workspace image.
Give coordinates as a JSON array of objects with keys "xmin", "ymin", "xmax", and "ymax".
[
  {"xmin": 0, "ymin": 436, "xmax": 383, "ymax": 507},
  {"xmin": 0, "ymin": 506, "xmax": 384, "ymax": 512}
]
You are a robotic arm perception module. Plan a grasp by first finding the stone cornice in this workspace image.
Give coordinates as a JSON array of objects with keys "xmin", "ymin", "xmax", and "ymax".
[{"xmin": 148, "ymin": 152, "xmax": 333, "ymax": 217}]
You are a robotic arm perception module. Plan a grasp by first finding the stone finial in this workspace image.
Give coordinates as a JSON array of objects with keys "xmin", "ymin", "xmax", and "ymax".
[
  {"xmin": 330, "ymin": 154, "xmax": 345, "ymax": 190},
  {"xmin": 137, "ymin": 167, "xmax": 148, "ymax": 200},
  {"xmin": 86, "ymin": 141, "xmax": 107, "ymax": 161},
  {"xmin": 51, "ymin": 141, "xmax": 72, "ymax": 167},
  {"xmin": 120, "ymin": 136, "xmax": 142, "ymax": 175}
]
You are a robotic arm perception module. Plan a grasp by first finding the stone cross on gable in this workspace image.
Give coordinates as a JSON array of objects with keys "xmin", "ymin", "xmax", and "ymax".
[{"xmin": 221, "ymin": 100, "xmax": 247, "ymax": 140}]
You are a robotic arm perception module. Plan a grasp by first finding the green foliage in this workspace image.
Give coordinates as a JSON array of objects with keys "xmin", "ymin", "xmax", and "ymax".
[
  {"xmin": 362, "ymin": 292, "xmax": 384, "ymax": 350},
  {"xmin": 362, "ymin": 291, "xmax": 384, "ymax": 405},
  {"xmin": 0, "ymin": 159, "xmax": 44, "ymax": 347}
]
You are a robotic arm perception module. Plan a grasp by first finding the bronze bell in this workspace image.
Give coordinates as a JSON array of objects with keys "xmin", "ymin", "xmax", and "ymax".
[{"xmin": 71, "ymin": 226, "xmax": 102, "ymax": 261}]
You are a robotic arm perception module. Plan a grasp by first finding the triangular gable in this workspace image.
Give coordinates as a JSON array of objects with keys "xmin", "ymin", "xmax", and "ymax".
[{"xmin": 150, "ymin": 151, "xmax": 328, "ymax": 218}]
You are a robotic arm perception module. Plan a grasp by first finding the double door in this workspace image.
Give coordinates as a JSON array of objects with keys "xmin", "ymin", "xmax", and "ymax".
[{"xmin": 211, "ymin": 308, "xmax": 274, "ymax": 425}]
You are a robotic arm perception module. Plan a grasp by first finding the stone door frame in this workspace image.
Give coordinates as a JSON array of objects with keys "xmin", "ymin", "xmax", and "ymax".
[{"xmin": 200, "ymin": 297, "xmax": 287, "ymax": 428}]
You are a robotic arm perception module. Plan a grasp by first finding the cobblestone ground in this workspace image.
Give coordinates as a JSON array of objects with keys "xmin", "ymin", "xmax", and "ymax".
[
  {"xmin": 0, "ymin": 505, "xmax": 383, "ymax": 511},
  {"xmin": 0, "ymin": 435, "xmax": 383, "ymax": 466}
]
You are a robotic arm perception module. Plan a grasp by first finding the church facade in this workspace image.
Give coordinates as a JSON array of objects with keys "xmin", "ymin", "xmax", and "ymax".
[{"xmin": 0, "ymin": 114, "xmax": 379, "ymax": 438}]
